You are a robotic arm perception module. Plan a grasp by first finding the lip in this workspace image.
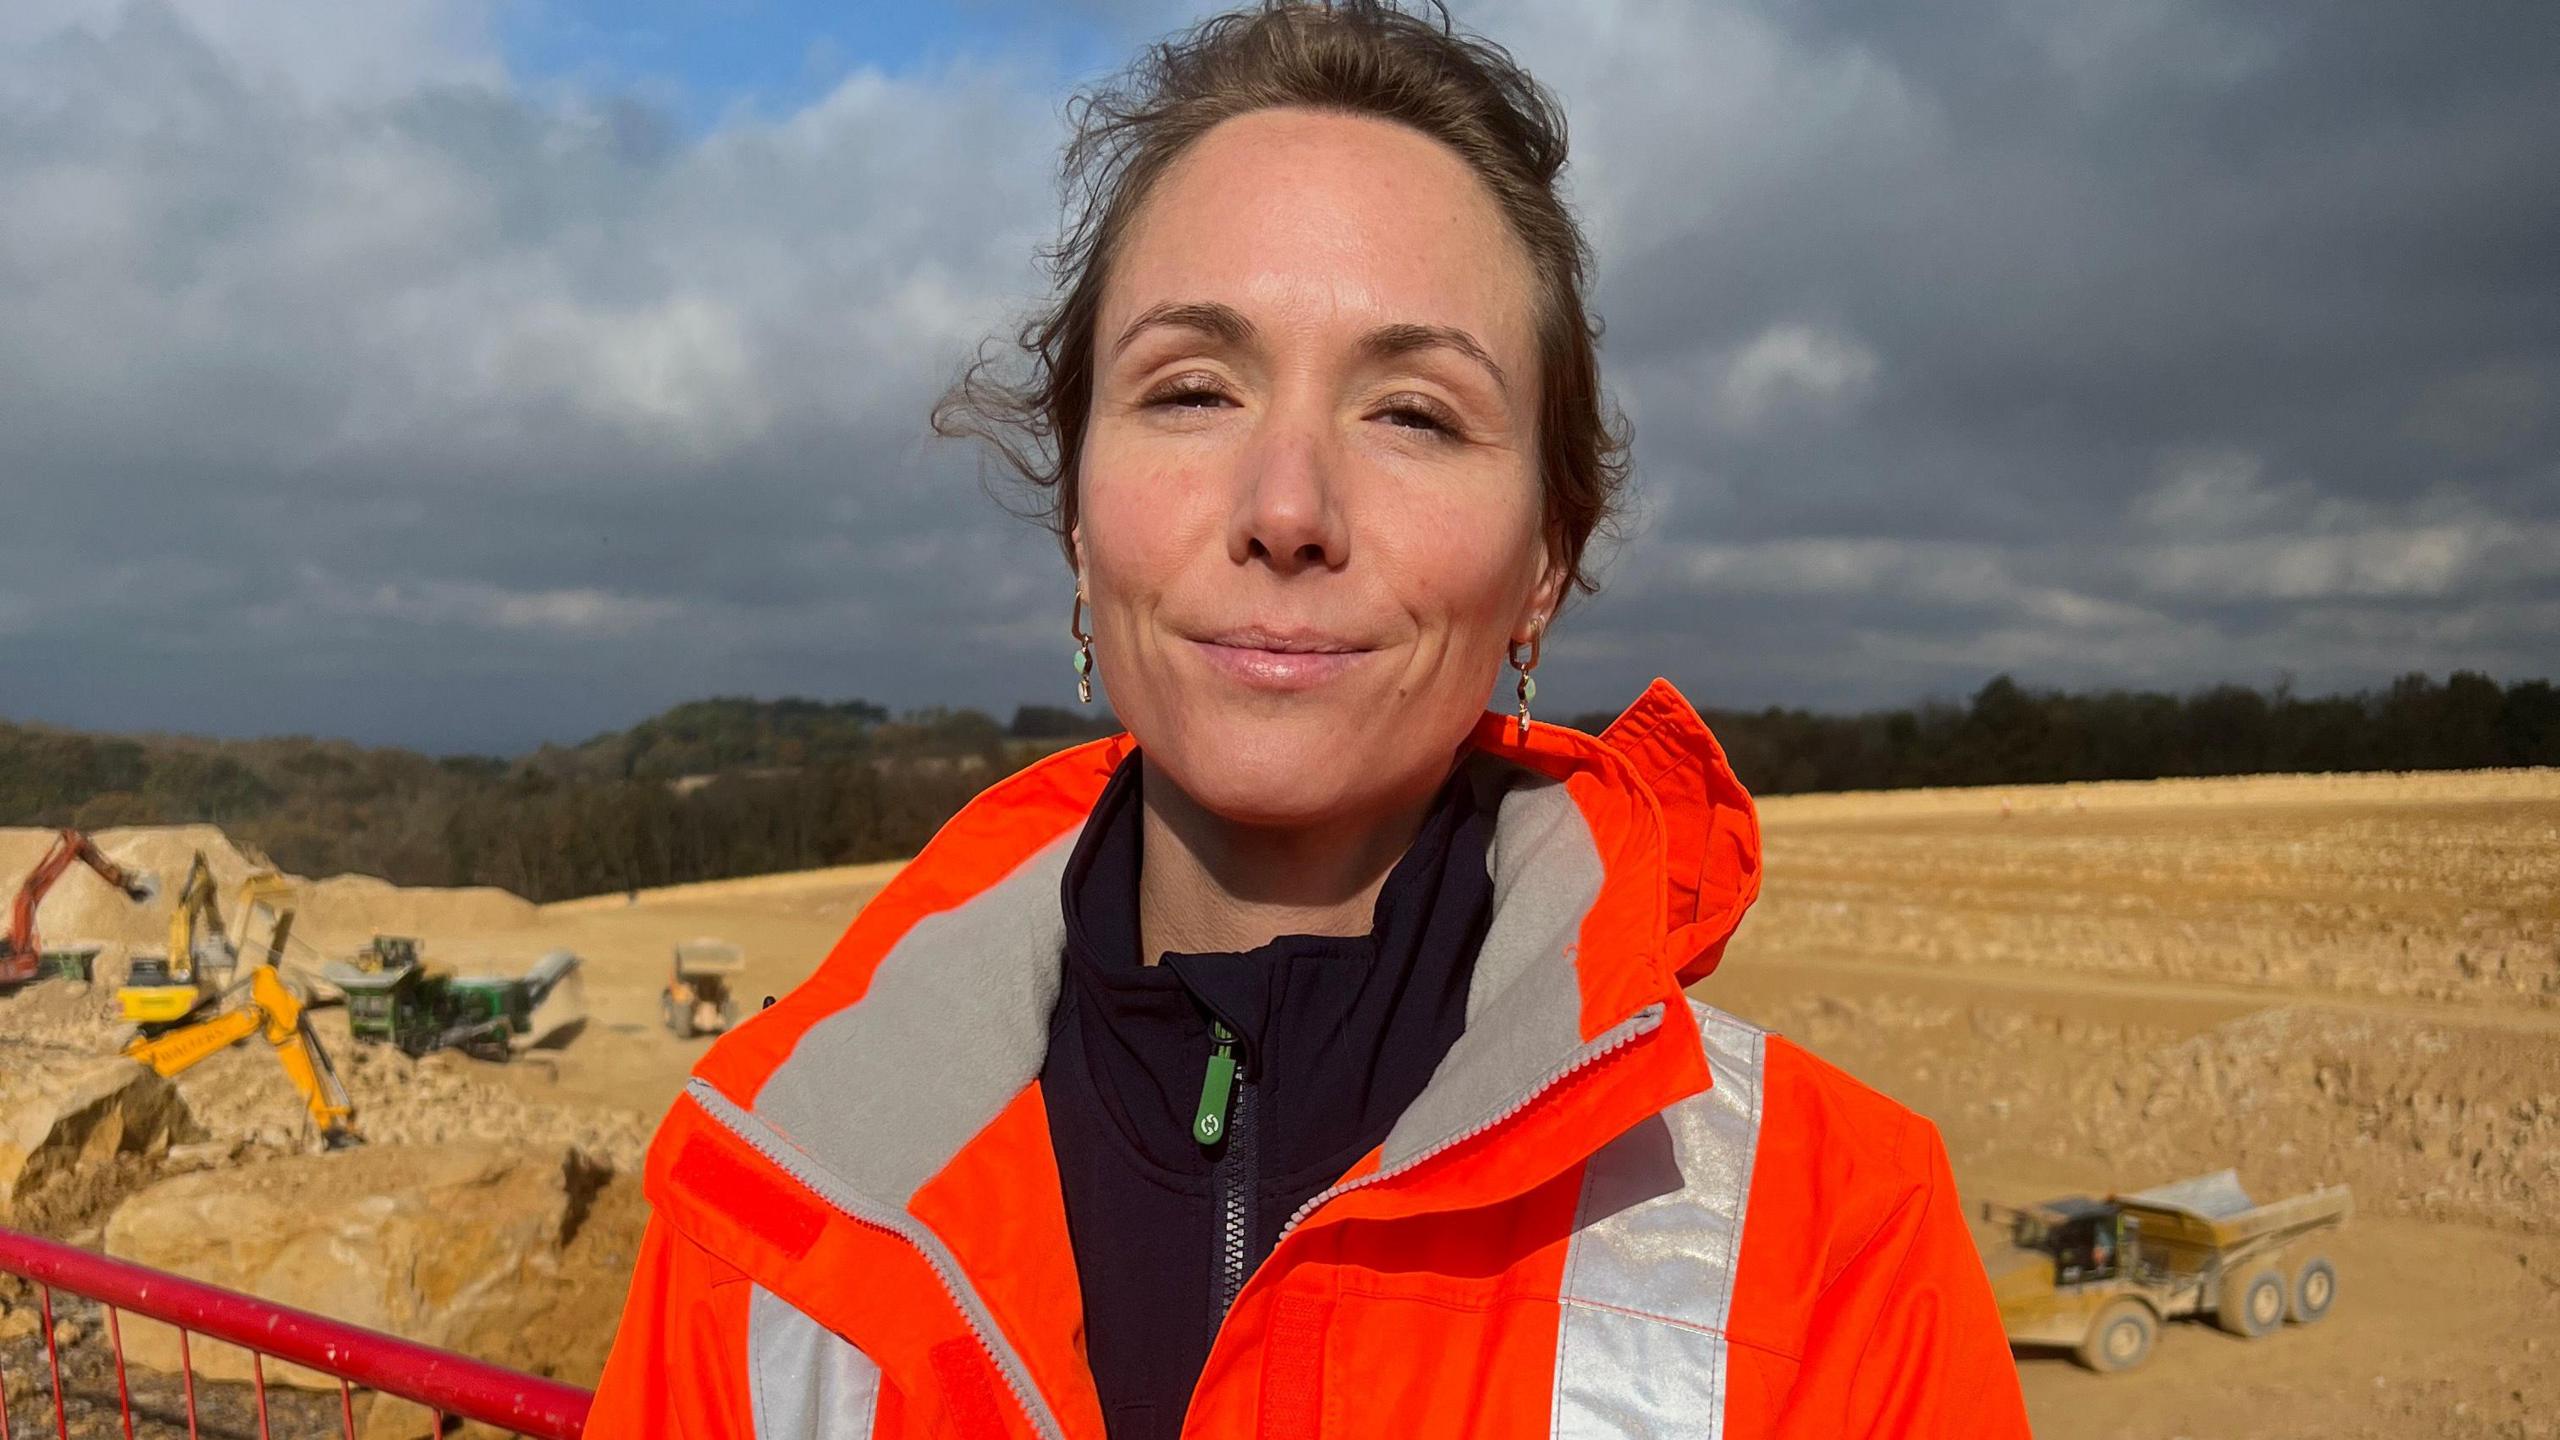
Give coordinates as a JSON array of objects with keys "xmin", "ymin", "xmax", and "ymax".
[{"xmin": 1187, "ymin": 626, "xmax": 1379, "ymax": 692}]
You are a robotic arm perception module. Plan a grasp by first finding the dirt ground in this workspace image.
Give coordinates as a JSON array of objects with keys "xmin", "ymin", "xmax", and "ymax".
[
  {"xmin": 3, "ymin": 767, "xmax": 2555, "ymax": 1437},
  {"xmin": 1701, "ymin": 768, "xmax": 2560, "ymax": 1440}
]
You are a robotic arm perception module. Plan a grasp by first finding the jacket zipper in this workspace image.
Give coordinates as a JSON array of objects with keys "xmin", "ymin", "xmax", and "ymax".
[
  {"xmin": 1211, "ymin": 1072, "xmax": 1257, "ymax": 1321},
  {"xmin": 683, "ymin": 1078, "xmax": 1067, "ymax": 1440},
  {"xmin": 1272, "ymin": 1002, "xmax": 1667, "ymax": 1249}
]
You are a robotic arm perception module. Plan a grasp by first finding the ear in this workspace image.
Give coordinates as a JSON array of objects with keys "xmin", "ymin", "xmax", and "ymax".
[{"xmin": 1515, "ymin": 546, "xmax": 1569, "ymax": 644}]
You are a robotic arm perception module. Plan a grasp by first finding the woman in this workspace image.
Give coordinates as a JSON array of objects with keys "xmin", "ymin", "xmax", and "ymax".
[{"xmin": 591, "ymin": 4, "xmax": 2029, "ymax": 1437}]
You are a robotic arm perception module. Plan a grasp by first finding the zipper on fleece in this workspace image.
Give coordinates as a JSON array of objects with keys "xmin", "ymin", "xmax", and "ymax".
[
  {"xmin": 1193, "ymin": 1021, "xmax": 1238, "ymax": 1146},
  {"xmin": 1210, "ymin": 1071, "xmax": 1258, "ymax": 1322},
  {"xmin": 682, "ymin": 1078, "xmax": 1067, "ymax": 1440}
]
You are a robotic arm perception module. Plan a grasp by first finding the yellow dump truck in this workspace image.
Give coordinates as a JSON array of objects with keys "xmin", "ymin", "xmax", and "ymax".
[
  {"xmin": 1979, "ymin": 1169, "xmax": 2350, "ymax": 1372},
  {"xmin": 662, "ymin": 939, "xmax": 745, "ymax": 1040}
]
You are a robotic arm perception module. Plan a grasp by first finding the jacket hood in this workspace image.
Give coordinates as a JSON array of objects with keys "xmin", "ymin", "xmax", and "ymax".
[{"xmin": 1587, "ymin": 676, "xmax": 1763, "ymax": 984}]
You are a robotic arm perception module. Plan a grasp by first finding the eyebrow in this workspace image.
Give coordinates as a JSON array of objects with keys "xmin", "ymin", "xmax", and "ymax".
[
  {"xmin": 1112, "ymin": 301, "xmax": 1254, "ymax": 357},
  {"xmin": 1360, "ymin": 322, "xmax": 1509, "ymax": 397},
  {"xmin": 1111, "ymin": 302, "xmax": 1510, "ymax": 397}
]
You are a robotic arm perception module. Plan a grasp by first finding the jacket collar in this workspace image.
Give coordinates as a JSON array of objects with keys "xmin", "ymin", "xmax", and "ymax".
[
  {"xmin": 653, "ymin": 679, "xmax": 1760, "ymax": 1431},
  {"xmin": 691, "ymin": 678, "xmax": 1756, "ymax": 1208}
]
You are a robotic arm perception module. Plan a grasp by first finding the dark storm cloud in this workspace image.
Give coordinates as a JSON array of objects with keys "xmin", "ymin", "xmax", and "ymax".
[
  {"xmin": 1464, "ymin": 0, "xmax": 2558, "ymax": 711},
  {"xmin": 1, "ymin": 0, "xmax": 2552, "ymax": 751}
]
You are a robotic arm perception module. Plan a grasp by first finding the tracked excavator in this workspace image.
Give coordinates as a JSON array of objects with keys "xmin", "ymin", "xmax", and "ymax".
[
  {"xmin": 2, "ymin": 827, "xmax": 158, "ymax": 988},
  {"xmin": 120, "ymin": 883, "xmax": 359, "ymax": 1148},
  {"xmin": 117, "ymin": 851, "xmax": 294, "ymax": 1026}
]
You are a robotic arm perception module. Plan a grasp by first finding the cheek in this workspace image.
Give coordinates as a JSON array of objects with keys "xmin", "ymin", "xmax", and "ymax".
[
  {"xmin": 1371, "ymin": 482, "xmax": 1544, "ymax": 630},
  {"xmin": 1079, "ymin": 456, "xmax": 1218, "ymax": 597}
]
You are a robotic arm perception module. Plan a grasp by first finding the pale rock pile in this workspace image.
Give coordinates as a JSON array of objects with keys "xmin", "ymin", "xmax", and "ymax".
[
  {"xmin": 105, "ymin": 1143, "xmax": 606, "ymax": 1386},
  {"xmin": 0, "ymin": 1046, "xmax": 191, "ymax": 1228},
  {"xmin": 148, "ymin": 1020, "xmax": 649, "ymax": 1172}
]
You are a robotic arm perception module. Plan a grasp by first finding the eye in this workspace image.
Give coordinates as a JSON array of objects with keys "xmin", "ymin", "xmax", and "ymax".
[
  {"xmin": 1375, "ymin": 393, "xmax": 1461, "ymax": 438},
  {"xmin": 1141, "ymin": 373, "xmax": 1235, "ymax": 410}
]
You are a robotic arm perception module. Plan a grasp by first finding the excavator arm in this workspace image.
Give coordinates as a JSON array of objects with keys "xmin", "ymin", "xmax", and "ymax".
[
  {"xmin": 245, "ymin": 956, "xmax": 357, "ymax": 1146},
  {"xmin": 163, "ymin": 853, "xmax": 225, "ymax": 986},
  {"xmin": 159, "ymin": 855, "xmax": 290, "ymax": 986},
  {"xmin": 124, "ymin": 1005, "xmax": 264, "ymax": 1077},
  {"xmin": 208, "ymin": 871, "xmax": 291, "ymax": 986},
  {"xmin": 123, "ymin": 859, "xmax": 295, "ymax": 1026},
  {"xmin": 3, "ymin": 828, "xmax": 156, "ymax": 986},
  {"xmin": 121, "ymin": 912, "xmax": 358, "ymax": 1148}
]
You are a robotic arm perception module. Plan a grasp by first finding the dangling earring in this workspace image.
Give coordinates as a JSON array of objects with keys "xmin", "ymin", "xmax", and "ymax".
[
  {"xmin": 1509, "ymin": 617, "xmax": 1544, "ymax": 741},
  {"xmin": 1071, "ymin": 591, "xmax": 1096, "ymax": 705}
]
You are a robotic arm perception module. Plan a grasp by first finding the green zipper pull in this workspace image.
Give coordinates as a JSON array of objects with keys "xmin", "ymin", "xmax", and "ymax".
[{"xmin": 1194, "ymin": 1021, "xmax": 1238, "ymax": 1147}]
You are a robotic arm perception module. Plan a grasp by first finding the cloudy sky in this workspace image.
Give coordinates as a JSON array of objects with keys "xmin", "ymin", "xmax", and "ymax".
[{"xmin": 3, "ymin": 0, "xmax": 2552, "ymax": 754}]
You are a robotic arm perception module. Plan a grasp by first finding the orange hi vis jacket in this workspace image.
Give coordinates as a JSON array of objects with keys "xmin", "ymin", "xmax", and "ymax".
[{"xmin": 590, "ymin": 680, "xmax": 2032, "ymax": 1439}]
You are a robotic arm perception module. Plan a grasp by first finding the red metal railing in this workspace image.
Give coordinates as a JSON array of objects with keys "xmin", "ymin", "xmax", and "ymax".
[{"xmin": 0, "ymin": 1225, "xmax": 592, "ymax": 1438}]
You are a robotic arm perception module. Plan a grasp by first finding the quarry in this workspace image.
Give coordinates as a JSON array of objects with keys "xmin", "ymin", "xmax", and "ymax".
[{"xmin": 2, "ymin": 767, "xmax": 2555, "ymax": 1438}]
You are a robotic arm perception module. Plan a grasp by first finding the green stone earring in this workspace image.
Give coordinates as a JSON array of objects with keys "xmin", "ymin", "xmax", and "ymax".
[
  {"xmin": 1071, "ymin": 591, "xmax": 1095, "ymax": 705},
  {"xmin": 1510, "ymin": 617, "xmax": 1545, "ymax": 742}
]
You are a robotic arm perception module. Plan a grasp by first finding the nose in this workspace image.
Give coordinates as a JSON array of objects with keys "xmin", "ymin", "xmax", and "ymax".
[{"xmin": 1226, "ymin": 400, "xmax": 1348, "ymax": 574}]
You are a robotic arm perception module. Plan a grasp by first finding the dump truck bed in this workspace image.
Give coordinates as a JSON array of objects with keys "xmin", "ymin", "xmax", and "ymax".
[
  {"xmin": 2117, "ymin": 1169, "xmax": 2352, "ymax": 1260},
  {"xmin": 674, "ymin": 939, "xmax": 746, "ymax": 977}
]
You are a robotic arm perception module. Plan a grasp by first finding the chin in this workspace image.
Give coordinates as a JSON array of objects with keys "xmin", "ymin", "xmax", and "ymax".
[{"xmin": 1140, "ymin": 697, "xmax": 1454, "ymax": 830}]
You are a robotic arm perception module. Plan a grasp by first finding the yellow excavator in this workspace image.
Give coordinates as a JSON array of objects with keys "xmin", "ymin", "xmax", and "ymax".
[
  {"xmin": 119, "ymin": 877, "xmax": 358, "ymax": 1148},
  {"xmin": 118, "ymin": 853, "xmax": 294, "ymax": 1026}
]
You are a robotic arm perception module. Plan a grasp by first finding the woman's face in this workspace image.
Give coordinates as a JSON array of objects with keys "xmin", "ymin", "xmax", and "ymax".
[{"xmin": 1077, "ymin": 107, "xmax": 1562, "ymax": 831}]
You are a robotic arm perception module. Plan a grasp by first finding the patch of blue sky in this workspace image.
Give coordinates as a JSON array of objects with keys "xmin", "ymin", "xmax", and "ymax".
[{"xmin": 498, "ymin": 0, "xmax": 1134, "ymax": 131}]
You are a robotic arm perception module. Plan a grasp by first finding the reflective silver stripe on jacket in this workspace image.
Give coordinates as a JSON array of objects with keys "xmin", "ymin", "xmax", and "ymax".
[
  {"xmin": 1550, "ymin": 1000, "xmax": 1768, "ymax": 1439},
  {"xmin": 750, "ymin": 1285, "xmax": 880, "ymax": 1439}
]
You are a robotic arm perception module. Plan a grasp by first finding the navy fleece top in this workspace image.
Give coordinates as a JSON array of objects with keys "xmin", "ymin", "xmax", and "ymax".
[{"xmin": 1040, "ymin": 753, "xmax": 1496, "ymax": 1440}]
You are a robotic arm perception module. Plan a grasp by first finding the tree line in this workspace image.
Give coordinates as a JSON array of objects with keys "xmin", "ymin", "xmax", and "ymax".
[
  {"xmin": 1565, "ymin": 670, "xmax": 2560, "ymax": 796},
  {"xmin": 3, "ymin": 672, "xmax": 2551, "ymax": 903},
  {"xmin": 0, "ymin": 700, "xmax": 1114, "ymax": 903}
]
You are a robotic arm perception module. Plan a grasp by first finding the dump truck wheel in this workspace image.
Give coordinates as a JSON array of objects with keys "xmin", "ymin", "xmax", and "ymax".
[
  {"xmin": 2076, "ymin": 1300, "xmax": 2157, "ymax": 1373},
  {"xmin": 2289, "ymin": 1256, "xmax": 2337, "ymax": 1324},
  {"xmin": 663, "ymin": 991, "xmax": 695, "ymax": 1040},
  {"xmin": 2216, "ymin": 1266, "xmax": 2287, "ymax": 1338}
]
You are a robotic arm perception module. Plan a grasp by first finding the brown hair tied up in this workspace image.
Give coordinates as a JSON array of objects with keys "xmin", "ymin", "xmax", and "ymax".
[{"xmin": 933, "ymin": 0, "xmax": 1629, "ymax": 602}]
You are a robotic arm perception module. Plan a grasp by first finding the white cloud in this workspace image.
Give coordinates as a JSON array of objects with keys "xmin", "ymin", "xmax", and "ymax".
[
  {"xmin": 1709, "ymin": 321, "xmax": 1882, "ymax": 431},
  {"xmin": 2133, "ymin": 448, "xmax": 2295, "ymax": 532},
  {"xmin": 2132, "ymin": 520, "xmax": 2560, "ymax": 603},
  {"xmin": 259, "ymin": 567, "xmax": 683, "ymax": 636},
  {"xmin": 1675, "ymin": 537, "xmax": 2160, "ymax": 630},
  {"xmin": 473, "ymin": 293, "xmax": 772, "ymax": 451}
]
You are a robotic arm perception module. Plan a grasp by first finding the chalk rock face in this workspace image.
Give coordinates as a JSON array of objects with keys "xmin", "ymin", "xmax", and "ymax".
[
  {"xmin": 102, "ymin": 1142, "xmax": 602, "ymax": 1390},
  {"xmin": 0, "ymin": 1051, "xmax": 189, "ymax": 1225}
]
